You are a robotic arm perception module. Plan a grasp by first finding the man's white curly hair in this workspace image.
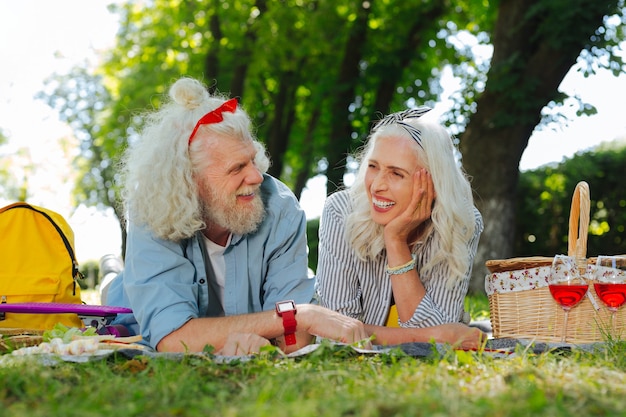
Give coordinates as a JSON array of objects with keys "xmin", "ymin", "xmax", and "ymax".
[{"xmin": 119, "ymin": 77, "xmax": 270, "ymax": 241}]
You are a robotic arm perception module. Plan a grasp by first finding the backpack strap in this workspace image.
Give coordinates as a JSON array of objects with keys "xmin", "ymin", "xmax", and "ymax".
[{"xmin": 2, "ymin": 203, "xmax": 83, "ymax": 295}]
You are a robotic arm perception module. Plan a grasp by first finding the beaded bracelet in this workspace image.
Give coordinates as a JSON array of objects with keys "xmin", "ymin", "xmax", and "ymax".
[{"xmin": 386, "ymin": 254, "xmax": 416, "ymax": 275}]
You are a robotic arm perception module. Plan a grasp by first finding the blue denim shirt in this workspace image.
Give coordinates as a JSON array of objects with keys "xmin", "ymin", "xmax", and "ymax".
[{"xmin": 105, "ymin": 175, "xmax": 314, "ymax": 349}]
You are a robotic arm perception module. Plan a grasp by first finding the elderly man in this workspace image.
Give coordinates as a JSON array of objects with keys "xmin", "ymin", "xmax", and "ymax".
[{"xmin": 104, "ymin": 77, "xmax": 367, "ymax": 355}]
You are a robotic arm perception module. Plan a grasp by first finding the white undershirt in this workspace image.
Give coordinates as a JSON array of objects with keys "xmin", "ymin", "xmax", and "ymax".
[{"xmin": 203, "ymin": 234, "xmax": 230, "ymax": 303}]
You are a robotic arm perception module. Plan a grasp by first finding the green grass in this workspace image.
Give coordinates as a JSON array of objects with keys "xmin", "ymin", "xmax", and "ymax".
[
  {"xmin": 2, "ymin": 296, "xmax": 626, "ymax": 416},
  {"xmin": 2, "ymin": 341, "xmax": 626, "ymax": 417},
  {"xmin": 465, "ymin": 293, "xmax": 490, "ymax": 321}
]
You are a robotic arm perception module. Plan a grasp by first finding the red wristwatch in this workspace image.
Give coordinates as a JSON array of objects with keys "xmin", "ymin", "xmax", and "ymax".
[{"xmin": 275, "ymin": 300, "xmax": 298, "ymax": 345}]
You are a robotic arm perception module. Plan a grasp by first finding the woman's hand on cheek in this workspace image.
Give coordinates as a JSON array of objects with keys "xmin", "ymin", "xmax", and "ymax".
[
  {"xmin": 384, "ymin": 169, "xmax": 434, "ymax": 243},
  {"xmin": 413, "ymin": 169, "xmax": 435, "ymax": 222}
]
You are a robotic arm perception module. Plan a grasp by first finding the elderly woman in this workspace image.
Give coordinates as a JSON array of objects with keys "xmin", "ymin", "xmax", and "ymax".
[{"xmin": 315, "ymin": 107, "xmax": 484, "ymax": 347}]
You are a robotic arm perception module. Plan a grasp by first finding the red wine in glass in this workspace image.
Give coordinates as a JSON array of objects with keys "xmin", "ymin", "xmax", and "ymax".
[
  {"xmin": 594, "ymin": 283, "xmax": 626, "ymax": 311},
  {"xmin": 549, "ymin": 255, "xmax": 588, "ymax": 343},
  {"xmin": 593, "ymin": 255, "xmax": 626, "ymax": 335},
  {"xmin": 549, "ymin": 284, "xmax": 589, "ymax": 309}
]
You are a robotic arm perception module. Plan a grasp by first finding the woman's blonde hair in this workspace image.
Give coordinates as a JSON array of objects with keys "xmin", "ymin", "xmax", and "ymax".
[
  {"xmin": 119, "ymin": 77, "xmax": 269, "ymax": 241},
  {"xmin": 345, "ymin": 114, "xmax": 477, "ymax": 286}
]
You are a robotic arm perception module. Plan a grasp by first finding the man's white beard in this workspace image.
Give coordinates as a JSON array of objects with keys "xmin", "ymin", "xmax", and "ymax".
[{"xmin": 202, "ymin": 183, "xmax": 266, "ymax": 236}]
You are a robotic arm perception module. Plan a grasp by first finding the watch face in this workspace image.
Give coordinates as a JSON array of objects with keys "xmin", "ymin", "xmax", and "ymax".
[{"xmin": 276, "ymin": 301, "xmax": 295, "ymax": 313}]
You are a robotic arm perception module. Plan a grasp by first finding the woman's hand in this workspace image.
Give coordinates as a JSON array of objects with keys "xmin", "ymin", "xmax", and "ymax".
[
  {"xmin": 384, "ymin": 168, "xmax": 436, "ymax": 244},
  {"xmin": 363, "ymin": 322, "xmax": 486, "ymax": 348},
  {"xmin": 430, "ymin": 323, "xmax": 486, "ymax": 350},
  {"xmin": 298, "ymin": 304, "xmax": 371, "ymax": 348}
]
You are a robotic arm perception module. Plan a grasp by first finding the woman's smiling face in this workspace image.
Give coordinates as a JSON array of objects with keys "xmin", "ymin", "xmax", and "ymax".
[{"xmin": 364, "ymin": 134, "xmax": 423, "ymax": 226}]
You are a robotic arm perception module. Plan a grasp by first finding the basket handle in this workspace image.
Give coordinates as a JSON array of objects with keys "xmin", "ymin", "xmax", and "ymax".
[{"xmin": 567, "ymin": 181, "xmax": 590, "ymax": 259}]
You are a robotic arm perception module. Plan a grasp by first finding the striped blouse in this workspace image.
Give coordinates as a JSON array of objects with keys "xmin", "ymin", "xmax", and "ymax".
[{"xmin": 315, "ymin": 189, "xmax": 483, "ymax": 327}]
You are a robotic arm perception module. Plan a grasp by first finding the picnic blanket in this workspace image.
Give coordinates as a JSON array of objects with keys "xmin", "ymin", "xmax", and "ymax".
[{"xmin": 0, "ymin": 337, "xmax": 604, "ymax": 366}]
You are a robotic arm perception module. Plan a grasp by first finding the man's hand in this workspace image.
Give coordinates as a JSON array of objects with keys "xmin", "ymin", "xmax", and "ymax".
[
  {"xmin": 157, "ymin": 304, "xmax": 370, "ymax": 354},
  {"xmin": 216, "ymin": 332, "xmax": 271, "ymax": 356}
]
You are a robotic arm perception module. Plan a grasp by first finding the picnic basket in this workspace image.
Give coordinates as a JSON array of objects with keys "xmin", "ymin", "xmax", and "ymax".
[{"xmin": 485, "ymin": 181, "xmax": 626, "ymax": 344}]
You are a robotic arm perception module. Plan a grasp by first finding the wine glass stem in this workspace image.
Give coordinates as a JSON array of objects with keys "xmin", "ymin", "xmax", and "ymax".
[
  {"xmin": 562, "ymin": 310, "xmax": 569, "ymax": 343},
  {"xmin": 611, "ymin": 312, "xmax": 616, "ymax": 336}
]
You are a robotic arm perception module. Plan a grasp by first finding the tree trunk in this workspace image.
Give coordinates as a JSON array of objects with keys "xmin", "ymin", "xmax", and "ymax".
[
  {"xmin": 461, "ymin": 0, "xmax": 615, "ymax": 294},
  {"xmin": 371, "ymin": 3, "xmax": 445, "ymax": 114},
  {"xmin": 266, "ymin": 70, "xmax": 298, "ymax": 179},
  {"xmin": 204, "ymin": 0, "xmax": 222, "ymax": 95},
  {"xmin": 324, "ymin": 1, "xmax": 372, "ymax": 196},
  {"xmin": 229, "ymin": 0, "xmax": 267, "ymax": 98},
  {"xmin": 294, "ymin": 108, "xmax": 321, "ymax": 199}
]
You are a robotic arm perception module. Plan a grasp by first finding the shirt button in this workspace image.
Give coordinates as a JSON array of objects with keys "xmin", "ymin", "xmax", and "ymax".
[{"xmin": 199, "ymin": 279, "xmax": 206, "ymax": 284}]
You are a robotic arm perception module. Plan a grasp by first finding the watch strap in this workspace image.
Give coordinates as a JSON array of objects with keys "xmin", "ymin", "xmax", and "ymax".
[
  {"xmin": 276, "ymin": 301, "xmax": 298, "ymax": 346},
  {"xmin": 281, "ymin": 309, "xmax": 297, "ymax": 345}
]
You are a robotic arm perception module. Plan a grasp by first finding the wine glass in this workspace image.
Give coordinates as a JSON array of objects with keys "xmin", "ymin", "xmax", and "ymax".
[
  {"xmin": 593, "ymin": 255, "xmax": 626, "ymax": 336},
  {"xmin": 548, "ymin": 255, "xmax": 589, "ymax": 343}
]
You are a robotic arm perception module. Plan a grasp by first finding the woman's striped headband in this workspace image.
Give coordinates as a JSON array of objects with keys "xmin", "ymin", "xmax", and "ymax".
[{"xmin": 372, "ymin": 106, "xmax": 432, "ymax": 148}]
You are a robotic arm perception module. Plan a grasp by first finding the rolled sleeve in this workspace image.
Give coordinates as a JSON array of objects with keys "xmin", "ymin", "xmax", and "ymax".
[
  {"xmin": 400, "ymin": 293, "xmax": 447, "ymax": 327},
  {"xmin": 118, "ymin": 224, "xmax": 202, "ymax": 348},
  {"xmin": 315, "ymin": 191, "xmax": 367, "ymax": 321},
  {"xmin": 261, "ymin": 203, "xmax": 314, "ymax": 308}
]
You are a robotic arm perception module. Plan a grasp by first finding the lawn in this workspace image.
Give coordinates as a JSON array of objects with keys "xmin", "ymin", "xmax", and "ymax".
[{"xmin": 1, "ymin": 294, "xmax": 625, "ymax": 417}]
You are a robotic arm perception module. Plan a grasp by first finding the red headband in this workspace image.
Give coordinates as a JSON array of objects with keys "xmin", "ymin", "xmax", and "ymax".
[{"xmin": 188, "ymin": 98, "xmax": 238, "ymax": 145}]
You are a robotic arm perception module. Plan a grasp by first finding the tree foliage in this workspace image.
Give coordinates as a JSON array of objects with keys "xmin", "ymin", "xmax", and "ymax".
[
  {"xmin": 37, "ymin": 66, "xmax": 128, "ymax": 249},
  {"xmin": 40, "ymin": 0, "xmax": 491, "ymax": 244},
  {"xmin": 460, "ymin": 0, "xmax": 625, "ymax": 292},
  {"xmin": 38, "ymin": 0, "xmax": 625, "ymax": 293},
  {"xmin": 0, "ymin": 128, "xmax": 36, "ymax": 203},
  {"xmin": 0, "ymin": 128, "xmax": 16, "ymax": 201},
  {"xmin": 94, "ymin": 0, "xmax": 497, "ymax": 193},
  {"xmin": 516, "ymin": 140, "xmax": 626, "ymax": 258}
]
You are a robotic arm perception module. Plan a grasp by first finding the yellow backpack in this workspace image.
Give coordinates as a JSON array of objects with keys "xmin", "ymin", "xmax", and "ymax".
[{"xmin": 0, "ymin": 202, "xmax": 83, "ymax": 330}]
